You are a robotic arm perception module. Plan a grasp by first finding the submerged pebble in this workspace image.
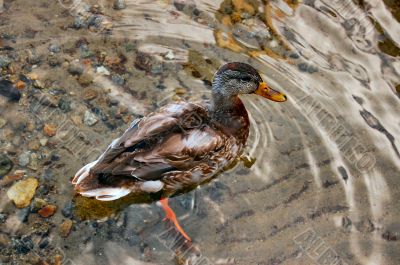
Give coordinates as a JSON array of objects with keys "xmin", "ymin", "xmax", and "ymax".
[
  {"xmin": 48, "ymin": 43, "xmax": 61, "ymax": 53},
  {"xmin": 298, "ymin": 63, "xmax": 309, "ymax": 72},
  {"xmin": 0, "ymin": 233, "xmax": 11, "ymax": 248},
  {"xmin": 83, "ymin": 89, "xmax": 98, "ymax": 101},
  {"xmin": 0, "ymin": 154, "xmax": 13, "ymax": 178},
  {"xmin": 113, "ymin": 0, "xmax": 126, "ymax": 10},
  {"xmin": 30, "ymin": 198, "xmax": 47, "ymax": 213},
  {"xmin": 0, "ymin": 118, "xmax": 6, "ymax": 128},
  {"xmin": 17, "ymin": 207, "xmax": 30, "ymax": 223},
  {"xmin": 175, "ymin": 87, "xmax": 187, "ymax": 95},
  {"xmin": 289, "ymin": 52, "xmax": 300, "ymax": 59},
  {"xmin": 73, "ymin": 16, "xmax": 86, "ymax": 29},
  {"xmin": 96, "ymin": 66, "xmax": 110, "ymax": 75},
  {"xmin": 0, "ymin": 56, "xmax": 11, "ymax": 68},
  {"xmin": 355, "ymin": 219, "xmax": 375, "ymax": 233},
  {"xmin": 60, "ymin": 219, "xmax": 73, "ymax": 237},
  {"xmin": 298, "ymin": 62, "xmax": 318, "ymax": 73},
  {"xmin": 58, "ymin": 97, "xmax": 72, "ymax": 112},
  {"xmin": 0, "ymin": 172, "xmax": 23, "ymax": 186},
  {"xmin": 61, "ymin": 201, "xmax": 74, "ymax": 218},
  {"xmin": 0, "ymin": 213, "xmax": 7, "ymax": 223},
  {"xmin": 48, "ymin": 54, "xmax": 61, "ymax": 67},
  {"xmin": 0, "ymin": 80, "xmax": 21, "ymax": 102},
  {"xmin": 78, "ymin": 73, "xmax": 94, "ymax": 86},
  {"xmin": 15, "ymin": 80, "xmax": 26, "ymax": 89},
  {"xmin": 38, "ymin": 204, "xmax": 57, "ymax": 218},
  {"xmin": 31, "ymin": 91, "xmax": 58, "ymax": 107},
  {"xmin": 39, "ymin": 138, "xmax": 48, "ymax": 146},
  {"xmin": 38, "ymin": 238, "xmax": 49, "ymax": 249},
  {"xmin": 68, "ymin": 61, "xmax": 84, "ymax": 75},
  {"xmin": 164, "ymin": 50, "xmax": 175, "ymax": 60},
  {"xmin": 28, "ymin": 140, "xmax": 40, "ymax": 151},
  {"xmin": 27, "ymin": 49, "xmax": 41, "ymax": 65},
  {"xmin": 111, "ymin": 74, "xmax": 125, "ymax": 85},
  {"xmin": 83, "ymin": 110, "xmax": 98, "ymax": 126},
  {"xmin": 7, "ymin": 178, "xmax": 39, "ymax": 208},
  {"xmin": 18, "ymin": 152, "xmax": 31, "ymax": 167},
  {"xmin": 307, "ymin": 65, "xmax": 319, "ymax": 73},
  {"xmin": 43, "ymin": 124, "xmax": 57, "ymax": 137},
  {"xmin": 12, "ymin": 236, "xmax": 34, "ymax": 254}
]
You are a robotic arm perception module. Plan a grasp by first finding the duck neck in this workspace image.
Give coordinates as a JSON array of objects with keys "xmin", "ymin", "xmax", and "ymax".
[
  {"xmin": 210, "ymin": 89, "xmax": 249, "ymax": 144},
  {"xmin": 211, "ymin": 91, "xmax": 241, "ymax": 112},
  {"xmin": 210, "ymin": 78, "xmax": 242, "ymax": 111}
]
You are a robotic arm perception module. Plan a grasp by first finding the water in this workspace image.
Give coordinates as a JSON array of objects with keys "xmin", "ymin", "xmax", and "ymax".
[{"xmin": 0, "ymin": 0, "xmax": 399, "ymax": 264}]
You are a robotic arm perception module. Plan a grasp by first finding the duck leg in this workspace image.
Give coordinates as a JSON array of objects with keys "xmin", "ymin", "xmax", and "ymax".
[
  {"xmin": 240, "ymin": 154, "xmax": 256, "ymax": 168},
  {"xmin": 159, "ymin": 198, "xmax": 191, "ymax": 241}
]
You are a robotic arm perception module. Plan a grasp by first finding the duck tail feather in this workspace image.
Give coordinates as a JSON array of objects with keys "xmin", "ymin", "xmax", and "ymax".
[{"xmin": 79, "ymin": 187, "xmax": 131, "ymax": 201}]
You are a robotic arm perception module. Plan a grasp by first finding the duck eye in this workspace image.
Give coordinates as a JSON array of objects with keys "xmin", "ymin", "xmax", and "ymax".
[{"xmin": 240, "ymin": 76, "xmax": 252, "ymax": 82}]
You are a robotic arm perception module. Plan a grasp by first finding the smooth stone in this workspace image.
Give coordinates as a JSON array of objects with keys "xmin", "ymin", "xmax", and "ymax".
[
  {"xmin": 111, "ymin": 74, "xmax": 125, "ymax": 86},
  {"xmin": 30, "ymin": 198, "xmax": 47, "ymax": 213},
  {"xmin": 78, "ymin": 73, "xmax": 93, "ymax": 86},
  {"xmin": 28, "ymin": 140, "xmax": 40, "ymax": 151},
  {"xmin": 164, "ymin": 50, "xmax": 175, "ymax": 60},
  {"xmin": 7, "ymin": 178, "xmax": 39, "ymax": 208},
  {"xmin": 289, "ymin": 52, "xmax": 300, "ymax": 59},
  {"xmin": 113, "ymin": 0, "xmax": 126, "ymax": 10},
  {"xmin": 0, "ymin": 56, "xmax": 11, "ymax": 68},
  {"xmin": 298, "ymin": 63, "xmax": 309, "ymax": 72},
  {"xmin": 83, "ymin": 89, "xmax": 98, "ymax": 101},
  {"xmin": 60, "ymin": 219, "xmax": 73, "ymax": 237},
  {"xmin": 0, "ymin": 213, "xmax": 6, "ymax": 223},
  {"xmin": 48, "ymin": 43, "xmax": 61, "ymax": 53},
  {"xmin": 17, "ymin": 207, "xmax": 30, "ymax": 223},
  {"xmin": 0, "ymin": 154, "xmax": 13, "ymax": 178},
  {"xmin": 47, "ymin": 54, "xmax": 61, "ymax": 67},
  {"xmin": 68, "ymin": 61, "xmax": 84, "ymax": 75},
  {"xmin": 0, "ymin": 80, "xmax": 21, "ymax": 102},
  {"xmin": 61, "ymin": 201, "xmax": 74, "ymax": 218},
  {"xmin": 39, "ymin": 138, "xmax": 48, "ymax": 146},
  {"xmin": 0, "ymin": 233, "xmax": 10, "ymax": 247},
  {"xmin": 96, "ymin": 66, "xmax": 110, "ymax": 75},
  {"xmin": 43, "ymin": 124, "xmax": 57, "ymax": 137},
  {"xmin": 38, "ymin": 204, "xmax": 57, "ymax": 218},
  {"xmin": 12, "ymin": 236, "xmax": 34, "ymax": 254},
  {"xmin": 27, "ymin": 50, "xmax": 41, "ymax": 64},
  {"xmin": 0, "ymin": 118, "xmax": 6, "ymax": 128},
  {"xmin": 58, "ymin": 97, "xmax": 72, "ymax": 112},
  {"xmin": 33, "ymin": 80, "xmax": 45, "ymax": 89},
  {"xmin": 32, "ymin": 91, "xmax": 58, "ymax": 107},
  {"xmin": 83, "ymin": 110, "xmax": 98, "ymax": 126},
  {"xmin": 39, "ymin": 238, "xmax": 49, "ymax": 249},
  {"xmin": 73, "ymin": 16, "xmax": 86, "ymax": 29},
  {"xmin": 18, "ymin": 152, "xmax": 31, "ymax": 167}
]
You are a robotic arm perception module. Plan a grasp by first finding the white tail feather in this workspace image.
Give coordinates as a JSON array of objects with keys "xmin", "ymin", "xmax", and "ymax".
[
  {"xmin": 80, "ymin": 187, "xmax": 131, "ymax": 201},
  {"xmin": 72, "ymin": 160, "xmax": 98, "ymax": 184}
]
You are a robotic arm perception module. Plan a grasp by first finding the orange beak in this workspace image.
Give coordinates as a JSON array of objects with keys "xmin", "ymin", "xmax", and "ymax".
[{"xmin": 254, "ymin": 82, "xmax": 287, "ymax": 102}]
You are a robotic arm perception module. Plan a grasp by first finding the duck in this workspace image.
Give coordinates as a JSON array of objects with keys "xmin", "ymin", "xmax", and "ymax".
[{"xmin": 72, "ymin": 62, "xmax": 287, "ymax": 241}]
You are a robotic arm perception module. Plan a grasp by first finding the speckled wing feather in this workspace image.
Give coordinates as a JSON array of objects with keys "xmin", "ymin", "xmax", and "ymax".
[
  {"xmin": 89, "ymin": 101, "xmax": 211, "ymax": 174},
  {"xmin": 72, "ymin": 101, "xmax": 235, "ymax": 197}
]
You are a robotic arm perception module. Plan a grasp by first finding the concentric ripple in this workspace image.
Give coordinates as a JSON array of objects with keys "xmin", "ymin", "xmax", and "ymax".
[{"xmin": 1, "ymin": 0, "xmax": 399, "ymax": 264}]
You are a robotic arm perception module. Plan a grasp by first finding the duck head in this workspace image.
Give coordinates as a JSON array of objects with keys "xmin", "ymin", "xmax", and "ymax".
[{"xmin": 211, "ymin": 62, "xmax": 287, "ymax": 107}]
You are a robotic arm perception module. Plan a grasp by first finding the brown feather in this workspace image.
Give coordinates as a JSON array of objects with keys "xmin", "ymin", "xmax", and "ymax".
[{"xmin": 73, "ymin": 99, "xmax": 250, "ymax": 198}]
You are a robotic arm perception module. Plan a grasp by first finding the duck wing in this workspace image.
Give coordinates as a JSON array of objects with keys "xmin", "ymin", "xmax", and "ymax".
[{"xmin": 72, "ymin": 101, "xmax": 225, "ymax": 198}]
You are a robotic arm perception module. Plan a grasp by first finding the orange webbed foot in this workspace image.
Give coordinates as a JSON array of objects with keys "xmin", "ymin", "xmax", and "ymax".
[{"xmin": 159, "ymin": 198, "xmax": 191, "ymax": 242}]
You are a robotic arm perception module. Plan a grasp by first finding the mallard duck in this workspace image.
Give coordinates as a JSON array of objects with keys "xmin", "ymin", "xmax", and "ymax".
[{"xmin": 72, "ymin": 62, "xmax": 287, "ymax": 240}]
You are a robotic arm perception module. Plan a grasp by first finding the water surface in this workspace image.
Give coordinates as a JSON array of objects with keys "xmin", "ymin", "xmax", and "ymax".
[{"xmin": 0, "ymin": 0, "xmax": 399, "ymax": 264}]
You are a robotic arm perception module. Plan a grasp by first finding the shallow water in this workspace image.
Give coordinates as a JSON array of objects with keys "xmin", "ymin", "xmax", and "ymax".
[{"xmin": 0, "ymin": 0, "xmax": 399, "ymax": 264}]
